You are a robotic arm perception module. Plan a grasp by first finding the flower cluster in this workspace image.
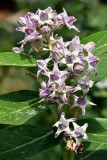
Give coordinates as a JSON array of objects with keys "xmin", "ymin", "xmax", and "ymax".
[
  {"xmin": 13, "ymin": 7, "xmax": 98, "ymax": 153},
  {"xmin": 37, "ymin": 35, "xmax": 98, "ymax": 115},
  {"xmin": 53, "ymin": 112, "xmax": 88, "ymax": 152},
  {"xmin": 12, "ymin": 7, "xmax": 79, "ymax": 54}
]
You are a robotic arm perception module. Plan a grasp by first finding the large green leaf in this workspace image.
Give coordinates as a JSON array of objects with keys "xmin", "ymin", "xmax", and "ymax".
[
  {"xmin": 0, "ymin": 52, "xmax": 36, "ymax": 67},
  {"xmin": 0, "ymin": 125, "xmax": 59, "ymax": 160},
  {"xmin": 75, "ymin": 118, "xmax": 107, "ymax": 160},
  {"xmin": 0, "ymin": 90, "xmax": 46, "ymax": 125},
  {"xmin": 81, "ymin": 31, "xmax": 107, "ymax": 81}
]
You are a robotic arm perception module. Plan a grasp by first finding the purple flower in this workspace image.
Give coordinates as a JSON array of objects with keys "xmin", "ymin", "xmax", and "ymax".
[
  {"xmin": 37, "ymin": 58, "xmax": 51, "ymax": 77},
  {"xmin": 39, "ymin": 80, "xmax": 55, "ymax": 101},
  {"xmin": 53, "ymin": 112, "xmax": 76, "ymax": 138},
  {"xmin": 61, "ymin": 9, "xmax": 79, "ymax": 32},
  {"xmin": 71, "ymin": 95, "xmax": 96, "ymax": 115},
  {"xmin": 81, "ymin": 54, "xmax": 98, "ymax": 76},
  {"xmin": 12, "ymin": 8, "xmax": 99, "ymax": 150},
  {"xmin": 64, "ymin": 51, "xmax": 84, "ymax": 74},
  {"xmin": 86, "ymin": 55, "xmax": 99, "ymax": 75},
  {"xmin": 78, "ymin": 41, "xmax": 99, "ymax": 75},
  {"xmin": 73, "ymin": 75, "xmax": 94, "ymax": 95},
  {"xmin": 13, "ymin": 7, "xmax": 80, "ymax": 54},
  {"xmin": 42, "ymin": 62, "xmax": 68, "ymax": 89},
  {"xmin": 71, "ymin": 122, "xmax": 88, "ymax": 147}
]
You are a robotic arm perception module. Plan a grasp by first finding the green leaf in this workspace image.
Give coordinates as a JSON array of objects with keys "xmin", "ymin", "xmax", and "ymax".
[
  {"xmin": 81, "ymin": 31, "xmax": 107, "ymax": 81},
  {"xmin": 0, "ymin": 125, "xmax": 59, "ymax": 160},
  {"xmin": 0, "ymin": 52, "xmax": 36, "ymax": 67},
  {"xmin": 93, "ymin": 90, "xmax": 107, "ymax": 98},
  {"xmin": 75, "ymin": 118, "xmax": 107, "ymax": 160},
  {"xmin": 0, "ymin": 90, "xmax": 46, "ymax": 125}
]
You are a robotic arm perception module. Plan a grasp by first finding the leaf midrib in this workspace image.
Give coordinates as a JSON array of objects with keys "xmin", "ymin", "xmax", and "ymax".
[
  {"xmin": 0, "ymin": 131, "xmax": 52, "ymax": 155},
  {"xmin": 0, "ymin": 99, "xmax": 44, "ymax": 119}
]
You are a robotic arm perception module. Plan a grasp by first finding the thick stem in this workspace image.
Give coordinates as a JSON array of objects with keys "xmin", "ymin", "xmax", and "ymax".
[
  {"xmin": 69, "ymin": 151, "xmax": 74, "ymax": 160},
  {"xmin": 60, "ymin": 140, "xmax": 74, "ymax": 160}
]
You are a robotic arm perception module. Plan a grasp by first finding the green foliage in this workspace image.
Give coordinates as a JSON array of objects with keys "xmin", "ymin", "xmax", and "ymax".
[
  {"xmin": 0, "ymin": 125, "xmax": 60, "ymax": 160},
  {"xmin": 81, "ymin": 31, "xmax": 107, "ymax": 81},
  {"xmin": 75, "ymin": 118, "xmax": 107, "ymax": 160},
  {"xmin": 0, "ymin": 52, "xmax": 36, "ymax": 67},
  {"xmin": 0, "ymin": 118, "xmax": 106, "ymax": 160},
  {"xmin": 0, "ymin": 90, "xmax": 46, "ymax": 125}
]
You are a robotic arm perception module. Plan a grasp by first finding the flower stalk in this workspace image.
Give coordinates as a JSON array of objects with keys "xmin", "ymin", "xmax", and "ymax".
[
  {"xmin": 13, "ymin": 6, "xmax": 99, "ymax": 159},
  {"xmin": 61, "ymin": 140, "xmax": 74, "ymax": 160}
]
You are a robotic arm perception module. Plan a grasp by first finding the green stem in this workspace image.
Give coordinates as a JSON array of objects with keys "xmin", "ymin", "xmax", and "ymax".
[
  {"xmin": 70, "ymin": 151, "xmax": 74, "ymax": 160},
  {"xmin": 60, "ymin": 140, "xmax": 74, "ymax": 160}
]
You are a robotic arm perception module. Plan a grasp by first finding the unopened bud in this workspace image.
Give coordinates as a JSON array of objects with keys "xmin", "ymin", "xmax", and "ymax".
[
  {"xmin": 74, "ymin": 64, "xmax": 84, "ymax": 73},
  {"xmin": 41, "ymin": 26, "xmax": 51, "ymax": 36}
]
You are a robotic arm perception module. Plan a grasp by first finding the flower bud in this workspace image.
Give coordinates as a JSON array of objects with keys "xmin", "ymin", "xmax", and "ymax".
[
  {"xmin": 73, "ymin": 64, "xmax": 84, "ymax": 73},
  {"xmin": 12, "ymin": 47, "xmax": 23, "ymax": 54},
  {"xmin": 40, "ymin": 12, "xmax": 48, "ymax": 21},
  {"xmin": 41, "ymin": 26, "xmax": 51, "ymax": 36}
]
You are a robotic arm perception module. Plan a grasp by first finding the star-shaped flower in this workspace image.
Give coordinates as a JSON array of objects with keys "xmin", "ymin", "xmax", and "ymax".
[{"xmin": 53, "ymin": 112, "xmax": 76, "ymax": 138}]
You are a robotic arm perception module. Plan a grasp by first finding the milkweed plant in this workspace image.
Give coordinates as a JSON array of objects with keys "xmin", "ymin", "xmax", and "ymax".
[{"xmin": 0, "ymin": 7, "xmax": 107, "ymax": 160}]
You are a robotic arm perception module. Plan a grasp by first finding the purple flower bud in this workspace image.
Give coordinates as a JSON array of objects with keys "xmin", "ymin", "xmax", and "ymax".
[
  {"xmin": 59, "ymin": 93, "xmax": 68, "ymax": 104},
  {"xmin": 40, "ymin": 12, "xmax": 48, "ymax": 21},
  {"xmin": 53, "ymin": 18, "xmax": 64, "ymax": 29},
  {"xmin": 12, "ymin": 47, "xmax": 23, "ymax": 54},
  {"xmin": 16, "ymin": 27, "xmax": 25, "ymax": 33},
  {"xmin": 88, "ymin": 56, "xmax": 99, "ymax": 67},
  {"xmin": 77, "ymin": 76, "xmax": 94, "ymax": 95},
  {"xmin": 52, "ymin": 47, "xmax": 65, "ymax": 61},
  {"xmin": 73, "ymin": 64, "xmax": 84, "ymax": 73},
  {"xmin": 41, "ymin": 26, "xmax": 51, "ymax": 36},
  {"xmin": 84, "ymin": 42, "xmax": 96, "ymax": 53},
  {"xmin": 68, "ymin": 36, "xmax": 83, "ymax": 52},
  {"xmin": 17, "ymin": 17, "xmax": 26, "ymax": 25},
  {"xmin": 86, "ymin": 56, "xmax": 99, "ymax": 76}
]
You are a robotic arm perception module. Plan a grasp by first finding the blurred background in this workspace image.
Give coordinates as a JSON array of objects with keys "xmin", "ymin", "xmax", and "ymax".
[{"xmin": 0, "ymin": 0, "xmax": 107, "ymax": 159}]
